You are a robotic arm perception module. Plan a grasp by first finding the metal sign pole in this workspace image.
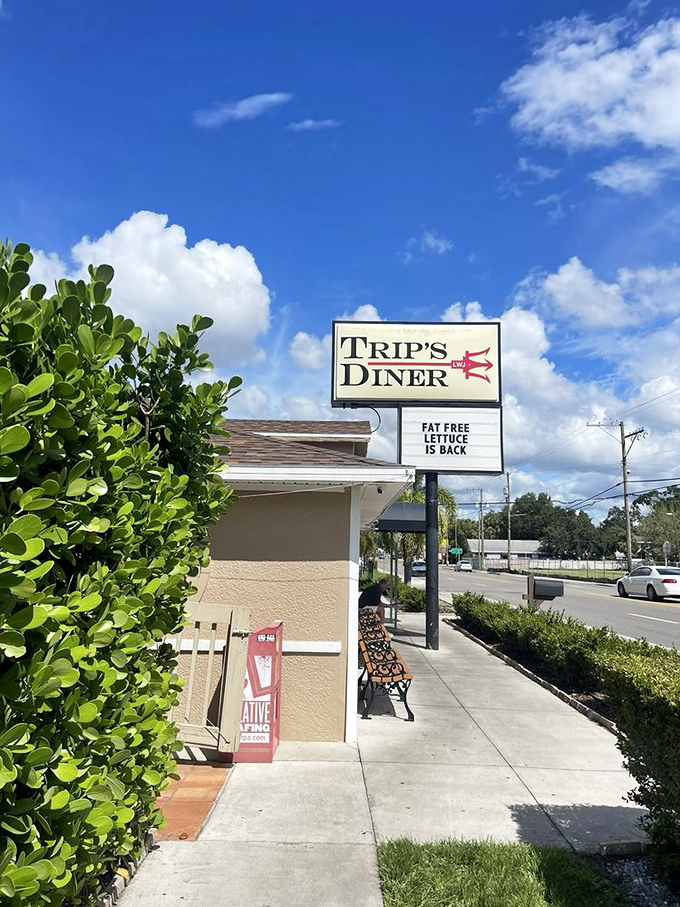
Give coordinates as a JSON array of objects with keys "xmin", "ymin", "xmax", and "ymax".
[{"xmin": 425, "ymin": 472, "xmax": 439, "ymax": 650}]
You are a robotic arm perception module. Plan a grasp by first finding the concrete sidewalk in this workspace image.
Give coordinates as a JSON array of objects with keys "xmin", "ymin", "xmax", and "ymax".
[{"xmin": 122, "ymin": 614, "xmax": 646, "ymax": 907}]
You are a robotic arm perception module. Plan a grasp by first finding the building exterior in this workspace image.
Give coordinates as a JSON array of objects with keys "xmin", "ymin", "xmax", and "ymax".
[
  {"xmin": 193, "ymin": 420, "xmax": 413, "ymax": 746},
  {"xmin": 466, "ymin": 539, "xmax": 543, "ymax": 562}
]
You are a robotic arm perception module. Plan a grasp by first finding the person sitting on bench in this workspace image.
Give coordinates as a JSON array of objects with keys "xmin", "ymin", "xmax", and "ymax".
[{"xmin": 359, "ymin": 578, "xmax": 388, "ymax": 623}]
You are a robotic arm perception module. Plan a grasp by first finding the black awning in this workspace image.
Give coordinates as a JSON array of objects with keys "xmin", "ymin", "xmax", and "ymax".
[{"xmin": 376, "ymin": 501, "xmax": 426, "ymax": 533}]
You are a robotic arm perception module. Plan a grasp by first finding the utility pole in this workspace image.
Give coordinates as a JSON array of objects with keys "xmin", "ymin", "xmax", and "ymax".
[
  {"xmin": 506, "ymin": 472, "xmax": 512, "ymax": 571},
  {"xmin": 479, "ymin": 488, "xmax": 485, "ymax": 571},
  {"xmin": 588, "ymin": 420, "xmax": 646, "ymax": 573},
  {"xmin": 620, "ymin": 422, "xmax": 634, "ymax": 574},
  {"xmin": 425, "ymin": 472, "xmax": 439, "ymax": 650}
]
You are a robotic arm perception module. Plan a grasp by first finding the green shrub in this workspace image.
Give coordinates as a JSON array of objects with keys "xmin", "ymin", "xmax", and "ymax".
[
  {"xmin": 599, "ymin": 653, "xmax": 680, "ymax": 849},
  {"xmin": 400, "ymin": 586, "xmax": 425, "ymax": 612},
  {"xmin": 359, "ymin": 573, "xmax": 426, "ymax": 611},
  {"xmin": 0, "ymin": 242, "xmax": 239, "ymax": 904},
  {"xmin": 451, "ymin": 592, "xmax": 646, "ymax": 691}
]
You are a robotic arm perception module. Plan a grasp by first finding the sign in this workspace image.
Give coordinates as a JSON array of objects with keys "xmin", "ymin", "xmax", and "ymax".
[
  {"xmin": 663, "ymin": 540, "xmax": 672, "ymax": 555},
  {"xmin": 232, "ymin": 622, "xmax": 283, "ymax": 764},
  {"xmin": 450, "ymin": 547, "xmax": 463, "ymax": 555},
  {"xmin": 332, "ymin": 321, "xmax": 500, "ymax": 407},
  {"xmin": 398, "ymin": 406, "xmax": 503, "ymax": 474}
]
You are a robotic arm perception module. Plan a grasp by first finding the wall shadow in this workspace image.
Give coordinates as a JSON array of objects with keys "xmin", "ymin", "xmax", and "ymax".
[{"xmin": 510, "ymin": 801, "xmax": 647, "ymax": 853}]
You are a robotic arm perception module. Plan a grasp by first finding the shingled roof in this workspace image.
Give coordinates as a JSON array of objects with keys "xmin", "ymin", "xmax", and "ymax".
[
  {"xmin": 218, "ymin": 426, "xmax": 395, "ymax": 469},
  {"xmin": 221, "ymin": 419, "xmax": 371, "ymax": 436}
]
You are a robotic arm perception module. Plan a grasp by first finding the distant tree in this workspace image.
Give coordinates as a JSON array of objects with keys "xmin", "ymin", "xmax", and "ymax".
[
  {"xmin": 483, "ymin": 510, "xmax": 504, "ymax": 539},
  {"xmin": 540, "ymin": 508, "xmax": 598, "ymax": 558},
  {"xmin": 595, "ymin": 506, "xmax": 628, "ymax": 558},
  {"xmin": 450, "ymin": 517, "xmax": 477, "ymax": 555},
  {"xmin": 511, "ymin": 492, "xmax": 555, "ymax": 540},
  {"xmin": 637, "ymin": 502, "xmax": 680, "ymax": 563}
]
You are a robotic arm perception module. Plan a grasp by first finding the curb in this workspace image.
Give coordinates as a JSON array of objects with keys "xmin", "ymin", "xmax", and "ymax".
[
  {"xmin": 94, "ymin": 831, "xmax": 156, "ymax": 907},
  {"xmin": 442, "ymin": 618, "xmax": 617, "ymax": 735},
  {"xmin": 598, "ymin": 839, "xmax": 652, "ymax": 857}
]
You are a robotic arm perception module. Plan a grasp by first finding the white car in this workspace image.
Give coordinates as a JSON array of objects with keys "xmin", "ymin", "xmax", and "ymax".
[
  {"xmin": 411, "ymin": 559, "xmax": 426, "ymax": 576},
  {"xmin": 456, "ymin": 561, "xmax": 473, "ymax": 572},
  {"xmin": 617, "ymin": 565, "xmax": 680, "ymax": 600}
]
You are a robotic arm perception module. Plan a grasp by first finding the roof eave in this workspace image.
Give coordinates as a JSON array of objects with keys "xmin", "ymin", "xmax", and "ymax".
[{"xmin": 221, "ymin": 464, "xmax": 414, "ymax": 485}]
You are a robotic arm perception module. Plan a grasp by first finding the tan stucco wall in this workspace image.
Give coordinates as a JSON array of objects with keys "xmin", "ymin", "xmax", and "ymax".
[{"xmin": 199, "ymin": 489, "xmax": 352, "ymax": 742}]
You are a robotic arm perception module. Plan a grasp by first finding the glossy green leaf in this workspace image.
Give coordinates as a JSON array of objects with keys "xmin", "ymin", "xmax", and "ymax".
[
  {"xmin": 26, "ymin": 373, "xmax": 54, "ymax": 398},
  {"xmin": 0, "ymin": 631, "xmax": 25, "ymax": 658},
  {"xmin": 9, "ymin": 513, "xmax": 43, "ymax": 539},
  {"xmin": 0, "ymin": 367, "xmax": 13, "ymax": 394},
  {"xmin": 48, "ymin": 790, "xmax": 70, "ymax": 811},
  {"xmin": 77, "ymin": 702, "xmax": 99, "ymax": 723},
  {"xmin": 8, "ymin": 537, "xmax": 45, "ymax": 561},
  {"xmin": 6, "ymin": 605, "xmax": 49, "ymax": 630},
  {"xmin": 77, "ymin": 324, "xmax": 95, "ymax": 357},
  {"xmin": 52, "ymin": 762, "xmax": 78, "ymax": 782},
  {"xmin": 0, "ymin": 425, "xmax": 30, "ymax": 454},
  {"xmin": 66, "ymin": 478, "xmax": 87, "ymax": 497},
  {"xmin": 88, "ymin": 478, "xmax": 108, "ymax": 496},
  {"xmin": 0, "ymin": 458, "xmax": 19, "ymax": 482},
  {"xmin": 95, "ymin": 263, "xmax": 115, "ymax": 284},
  {"xmin": 0, "ymin": 532, "xmax": 26, "ymax": 556}
]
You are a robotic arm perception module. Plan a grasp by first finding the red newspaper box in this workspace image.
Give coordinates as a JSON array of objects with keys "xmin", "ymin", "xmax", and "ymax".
[{"xmin": 232, "ymin": 621, "xmax": 283, "ymax": 763}]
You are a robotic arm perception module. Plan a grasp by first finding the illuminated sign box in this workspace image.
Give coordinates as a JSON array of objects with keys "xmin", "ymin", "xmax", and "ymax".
[
  {"xmin": 398, "ymin": 406, "xmax": 503, "ymax": 474},
  {"xmin": 331, "ymin": 321, "xmax": 501, "ymax": 407}
]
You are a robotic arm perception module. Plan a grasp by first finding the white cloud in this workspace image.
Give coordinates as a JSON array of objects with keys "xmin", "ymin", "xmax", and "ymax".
[
  {"xmin": 194, "ymin": 93, "xmax": 293, "ymax": 128},
  {"xmin": 542, "ymin": 257, "xmax": 634, "ymax": 328},
  {"xmin": 441, "ymin": 300, "xmax": 485, "ymax": 322},
  {"xmin": 289, "ymin": 331, "xmax": 331, "ymax": 371},
  {"xmin": 517, "ymin": 157, "xmax": 561, "ymax": 180},
  {"xmin": 288, "ymin": 119, "xmax": 344, "ymax": 132},
  {"xmin": 590, "ymin": 156, "xmax": 672, "ymax": 193},
  {"xmin": 227, "ymin": 384, "xmax": 280, "ymax": 420},
  {"xmin": 535, "ymin": 192, "xmax": 565, "ymax": 221},
  {"xmin": 288, "ymin": 304, "xmax": 381, "ymax": 372},
  {"xmin": 401, "ymin": 230, "xmax": 453, "ymax": 263},
  {"xmin": 340, "ymin": 303, "xmax": 381, "ymax": 322},
  {"xmin": 30, "ymin": 211, "xmax": 271, "ymax": 367},
  {"xmin": 517, "ymin": 255, "xmax": 680, "ymax": 334},
  {"xmin": 503, "ymin": 15, "xmax": 680, "ymax": 153},
  {"xmin": 30, "ymin": 250, "xmax": 68, "ymax": 291},
  {"xmin": 502, "ymin": 13, "xmax": 680, "ymax": 192}
]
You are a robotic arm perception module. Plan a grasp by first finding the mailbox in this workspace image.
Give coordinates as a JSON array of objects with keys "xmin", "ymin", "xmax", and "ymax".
[{"xmin": 533, "ymin": 577, "xmax": 564, "ymax": 601}]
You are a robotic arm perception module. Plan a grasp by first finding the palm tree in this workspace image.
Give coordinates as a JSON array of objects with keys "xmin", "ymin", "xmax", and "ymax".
[
  {"xmin": 360, "ymin": 529, "xmax": 379, "ymax": 577},
  {"xmin": 399, "ymin": 477, "xmax": 457, "ymax": 583}
]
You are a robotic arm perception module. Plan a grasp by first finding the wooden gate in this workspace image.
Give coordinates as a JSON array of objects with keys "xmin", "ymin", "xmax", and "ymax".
[{"xmin": 167, "ymin": 601, "xmax": 250, "ymax": 755}]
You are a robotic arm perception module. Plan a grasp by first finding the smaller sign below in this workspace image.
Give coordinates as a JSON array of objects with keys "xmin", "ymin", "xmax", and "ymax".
[{"xmin": 399, "ymin": 406, "xmax": 503, "ymax": 474}]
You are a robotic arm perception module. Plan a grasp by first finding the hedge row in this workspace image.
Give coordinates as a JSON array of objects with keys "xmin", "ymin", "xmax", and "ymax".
[
  {"xmin": 0, "ymin": 243, "xmax": 238, "ymax": 904},
  {"xmin": 452, "ymin": 592, "xmax": 680, "ymax": 849}
]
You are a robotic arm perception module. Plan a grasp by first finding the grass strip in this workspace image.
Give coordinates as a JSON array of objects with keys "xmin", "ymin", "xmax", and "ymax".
[{"xmin": 377, "ymin": 839, "xmax": 630, "ymax": 907}]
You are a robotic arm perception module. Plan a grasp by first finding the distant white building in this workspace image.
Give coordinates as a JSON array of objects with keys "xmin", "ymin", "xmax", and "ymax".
[{"xmin": 466, "ymin": 539, "xmax": 542, "ymax": 560}]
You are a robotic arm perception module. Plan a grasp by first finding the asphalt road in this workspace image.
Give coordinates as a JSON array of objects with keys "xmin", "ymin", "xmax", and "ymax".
[{"xmin": 438, "ymin": 567, "xmax": 680, "ymax": 649}]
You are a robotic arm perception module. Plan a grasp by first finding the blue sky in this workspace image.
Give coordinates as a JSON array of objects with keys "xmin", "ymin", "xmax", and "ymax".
[{"xmin": 3, "ymin": 0, "xmax": 680, "ymax": 518}]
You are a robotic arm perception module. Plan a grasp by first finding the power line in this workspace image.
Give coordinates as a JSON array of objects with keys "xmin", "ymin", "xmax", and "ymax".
[{"xmin": 615, "ymin": 387, "xmax": 680, "ymax": 420}]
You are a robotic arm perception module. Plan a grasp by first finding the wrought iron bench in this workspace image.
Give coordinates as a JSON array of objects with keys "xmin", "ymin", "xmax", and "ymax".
[{"xmin": 358, "ymin": 617, "xmax": 414, "ymax": 722}]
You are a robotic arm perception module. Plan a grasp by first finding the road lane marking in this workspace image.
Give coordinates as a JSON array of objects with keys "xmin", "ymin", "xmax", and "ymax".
[
  {"xmin": 582, "ymin": 590, "xmax": 680, "ymax": 609},
  {"xmin": 629, "ymin": 613, "xmax": 680, "ymax": 624}
]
